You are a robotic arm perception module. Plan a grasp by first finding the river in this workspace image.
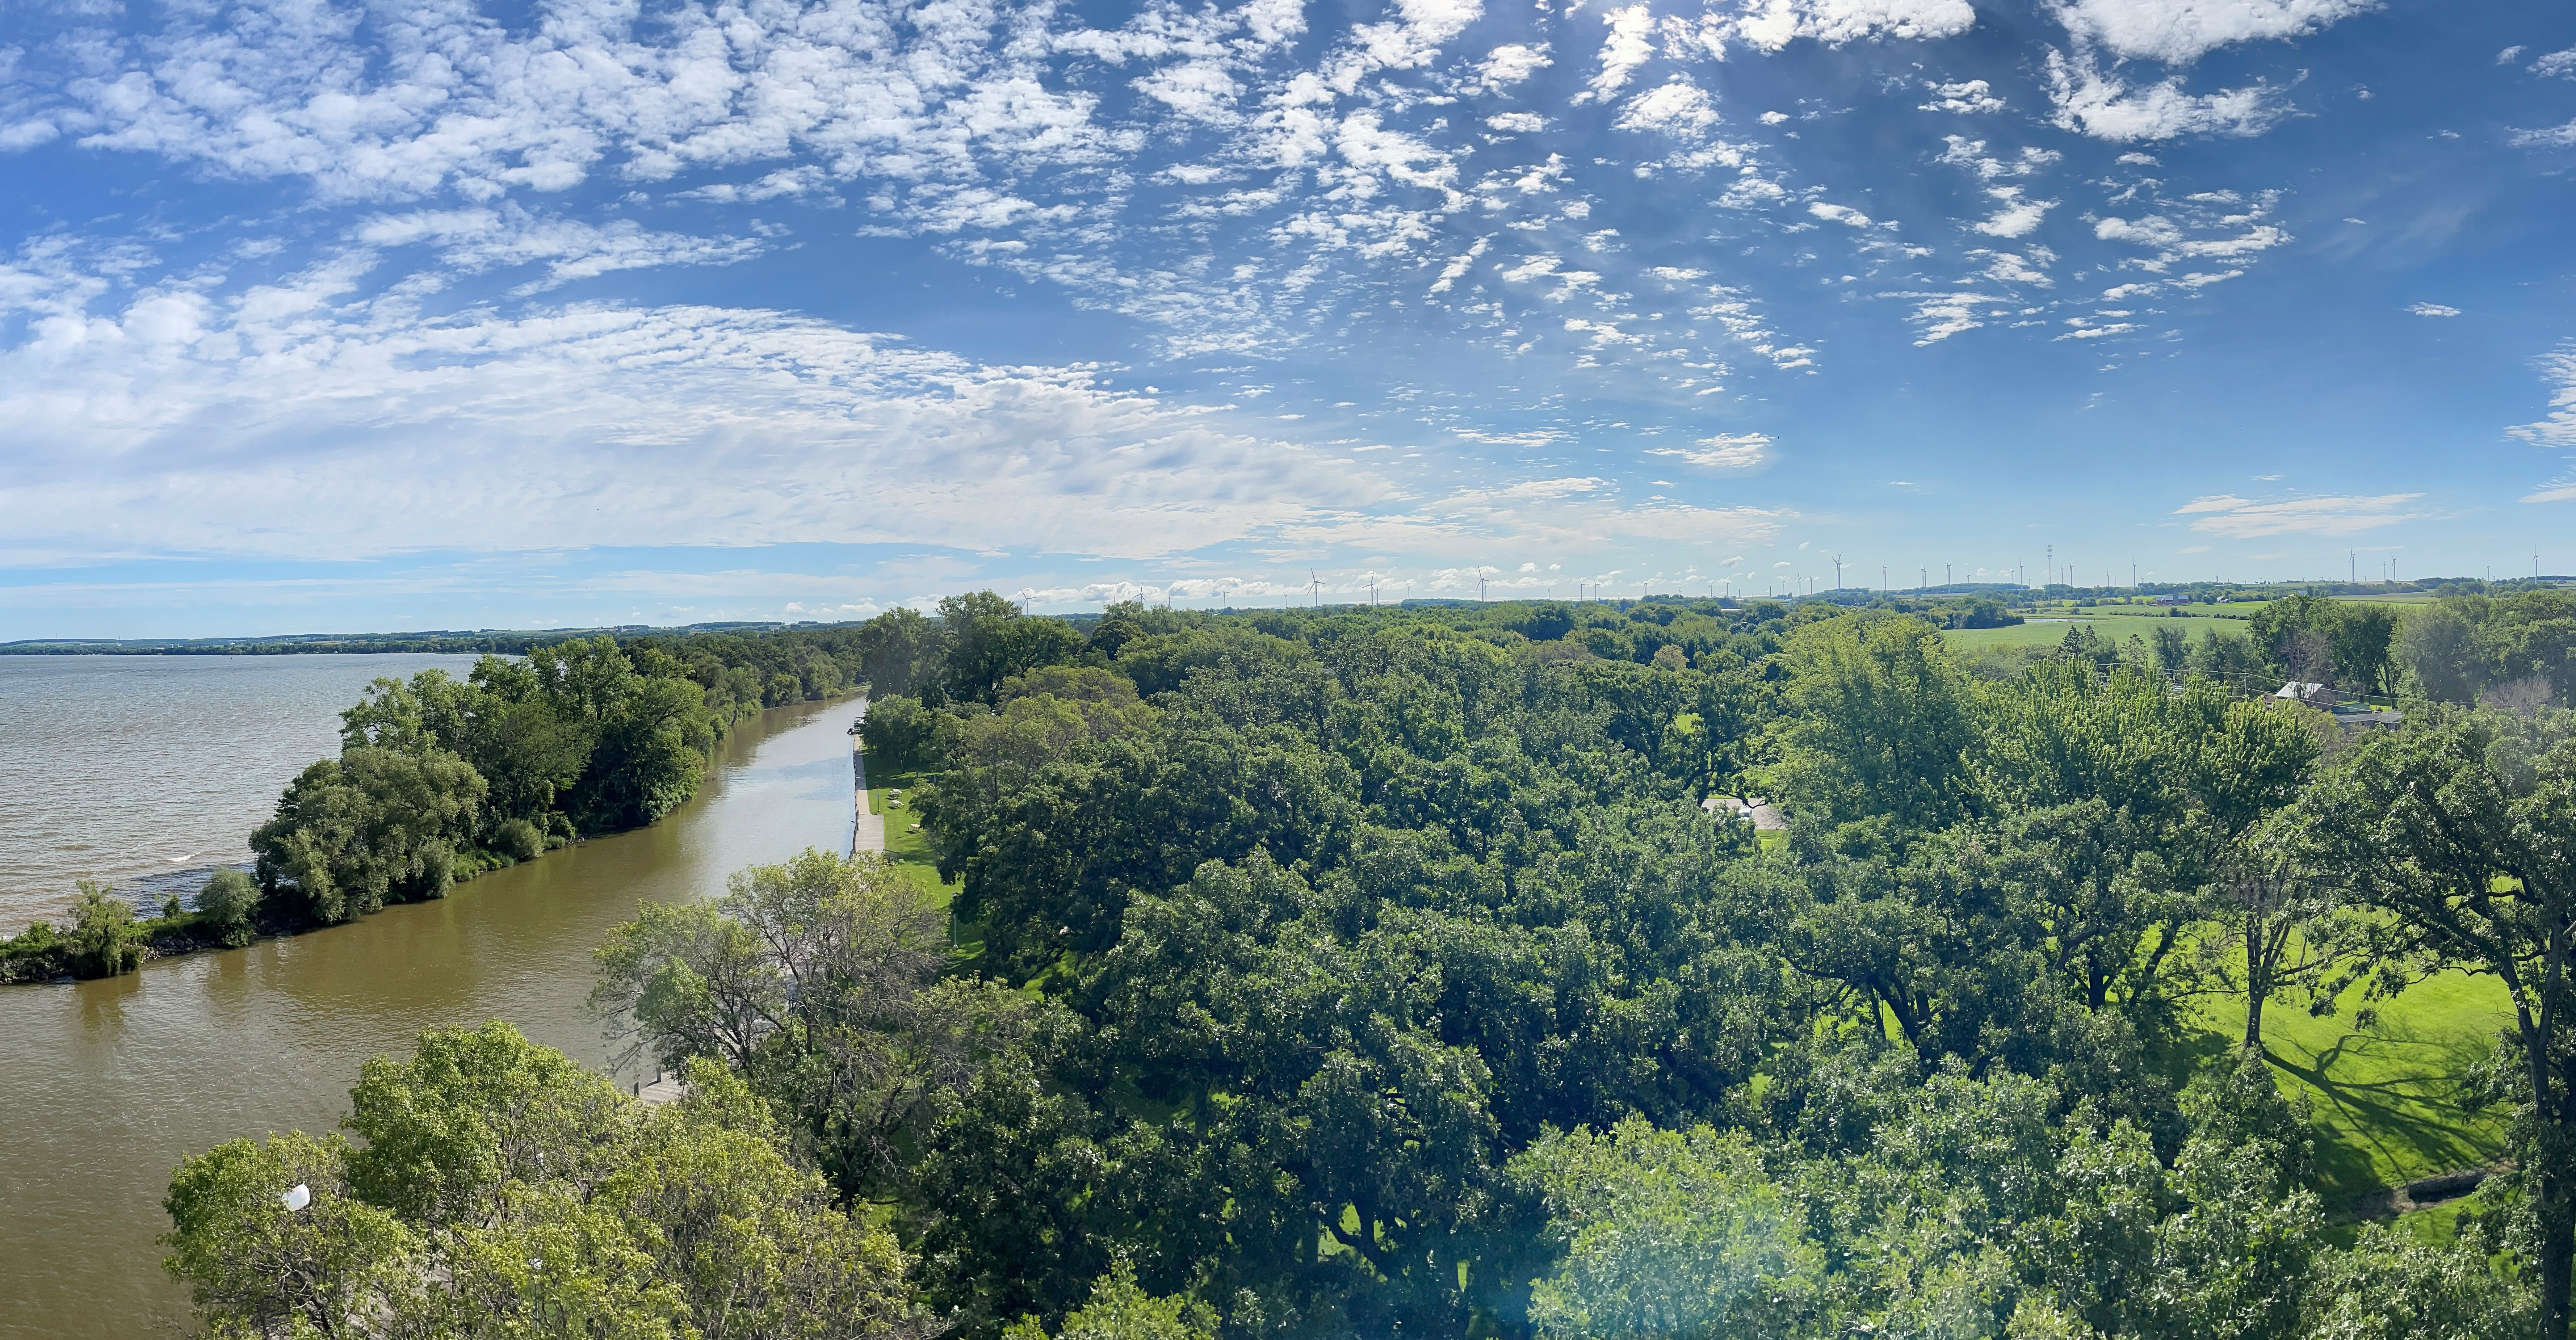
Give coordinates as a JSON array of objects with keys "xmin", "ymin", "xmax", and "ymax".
[{"xmin": 0, "ymin": 685, "xmax": 859, "ymax": 1339}]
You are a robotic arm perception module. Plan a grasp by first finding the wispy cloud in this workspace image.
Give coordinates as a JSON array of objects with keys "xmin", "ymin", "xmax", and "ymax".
[
  {"xmin": 2174, "ymin": 493, "xmax": 2428, "ymax": 537},
  {"xmin": 1649, "ymin": 433, "xmax": 1774, "ymax": 469},
  {"xmin": 2511, "ymin": 346, "xmax": 2576, "ymax": 449}
]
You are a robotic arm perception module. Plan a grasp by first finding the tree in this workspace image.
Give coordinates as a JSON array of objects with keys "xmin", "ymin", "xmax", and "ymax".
[
  {"xmin": 593, "ymin": 849, "xmax": 1017, "ymax": 1203},
  {"xmin": 251, "ymin": 748, "xmax": 487, "ymax": 923},
  {"xmin": 1002, "ymin": 1259, "xmax": 1219, "ymax": 1340},
  {"xmin": 1764, "ymin": 614, "xmax": 1975, "ymax": 842},
  {"xmin": 196, "ymin": 868, "xmax": 263, "ymax": 947},
  {"xmin": 165, "ymin": 1023, "xmax": 925, "ymax": 1340},
  {"xmin": 1511, "ymin": 1118, "xmax": 1820, "ymax": 1340},
  {"xmin": 860, "ymin": 606, "xmax": 953, "ymax": 701},
  {"xmin": 2300, "ymin": 705, "xmax": 2576, "ymax": 1336},
  {"xmin": 66, "ymin": 878, "xmax": 147, "ymax": 976},
  {"xmin": 860, "ymin": 694, "xmax": 943, "ymax": 770},
  {"xmin": 161, "ymin": 1128, "xmax": 416, "ymax": 1337}
]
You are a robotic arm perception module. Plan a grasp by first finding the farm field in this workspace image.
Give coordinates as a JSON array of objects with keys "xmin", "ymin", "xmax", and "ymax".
[{"xmin": 1941, "ymin": 593, "xmax": 2427, "ymax": 651}]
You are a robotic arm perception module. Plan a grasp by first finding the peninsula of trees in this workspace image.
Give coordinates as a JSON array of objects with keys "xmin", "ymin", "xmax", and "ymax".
[{"xmin": 1, "ymin": 625, "xmax": 870, "ymax": 982}]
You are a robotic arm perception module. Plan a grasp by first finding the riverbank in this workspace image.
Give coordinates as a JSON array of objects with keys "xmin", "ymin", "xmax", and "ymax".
[
  {"xmin": 0, "ymin": 696, "xmax": 863, "ymax": 1340},
  {"xmin": 0, "ymin": 688, "xmax": 864, "ymax": 986}
]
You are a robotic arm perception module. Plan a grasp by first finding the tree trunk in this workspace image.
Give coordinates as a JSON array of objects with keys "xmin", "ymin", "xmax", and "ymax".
[
  {"xmin": 2243, "ymin": 915, "xmax": 2269, "ymax": 1051},
  {"xmin": 2542, "ymin": 1163, "xmax": 2573, "ymax": 1340}
]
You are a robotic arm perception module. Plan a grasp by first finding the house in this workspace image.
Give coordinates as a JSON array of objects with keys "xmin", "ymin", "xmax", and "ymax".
[
  {"xmin": 2275, "ymin": 681, "xmax": 2336, "ymax": 707},
  {"xmin": 1704, "ymin": 795, "xmax": 1787, "ymax": 830}
]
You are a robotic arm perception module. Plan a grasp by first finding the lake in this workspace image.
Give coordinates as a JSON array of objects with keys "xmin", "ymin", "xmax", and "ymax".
[
  {"xmin": 0, "ymin": 654, "xmax": 491, "ymax": 931},
  {"xmin": 0, "ymin": 659, "xmax": 858, "ymax": 1339}
]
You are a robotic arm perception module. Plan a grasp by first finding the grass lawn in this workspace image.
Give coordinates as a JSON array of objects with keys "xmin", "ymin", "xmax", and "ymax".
[
  {"xmin": 863, "ymin": 761, "xmax": 959, "ymax": 906},
  {"xmin": 2182, "ymin": 968, "xmax": 2511, "ymax": 1221}
]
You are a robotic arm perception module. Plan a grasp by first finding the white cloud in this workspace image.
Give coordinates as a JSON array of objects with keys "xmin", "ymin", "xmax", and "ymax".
[
  {"xmin": 2044, "ymin": 49, "xmax": 2290, "ymax": 140},
  {"xmin": 1809, "ymin": 201, "xmax": 1888, "ymax": 228},
  {"xmin": 0, "ymin": 254, "xmax": 1390, "ymax": 564},
  {"xmin": 1972, "ymin": 248, "xmax": 2055, "ymax": 284},
  {"xmin": 2498, "ymin": 45, "xmax": 2527, "ymax": 64},
  {"xmin": 2053, "ymin": 0, "xmax": 2381, "ymax": 65},
  {"xmin": 1618, "ymin": 80, "xmax": 1722, "ymax": 137},
  {"xmin": 2176, "ymin": 493, "xmax": 2427, "ymax": 537},
  {"xmin": 1477, "ymin": 43, "xmax": 1553, "ymax": 85},
  {"xmin": 2405, "ymin": 302, "xmax": 2461, "ymax": 317},
  {"xmin": 2534, "ymin": 48, "xmax": 2576, "ymax": 79},
  {"xmin": 354, "ymin": 206, "xmax": 763, "ymax": 291},
  {"xmin": 1974, "ymin": 188, "xmax": 2056, "ymax": 237},
  {"xmin": 2510, "ymin": 346, "xmax": 2576, "ymax": 449},
  {"xmin": 2511, "ymin": 119, "xmax": 2576, "ymax": 148},
  {"xmin": 1920, "ymin": 78, "xmax": 2005, "ymax": 113},
  {"xmin": 1649, "ymin": 432, "xmax": 1774, "ymax": 469},
  {"xmin": 1485, "ymin": 112, "xmax": 1549, "ymax": 132},
  {"xmin": 1880, "ymin": 289, "xmax": 2013, "ymax": 344},
  {"xmin": 2093, "ymin": 194, "xmax": 2287, "ymax": 273},
  {"xmin": 2096, "ymin": 215, "xmax": 2187, "ymax": 248},
  {"xmin": 1584, "ymin": 6, "xmax": 1661, "ymax": 101},
  {"xmin": 1729, "ymin": 0, "xmax": 1977, "ymax": 53}
]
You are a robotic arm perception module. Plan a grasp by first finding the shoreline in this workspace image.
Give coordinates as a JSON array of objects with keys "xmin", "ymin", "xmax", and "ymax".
[{"xmin": 1, "ymin": 693, "xmax": 868, "ymax": 986}]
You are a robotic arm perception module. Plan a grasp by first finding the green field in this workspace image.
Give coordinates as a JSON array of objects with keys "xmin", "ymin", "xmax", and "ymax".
[{"xmin": 1941, "ymin": 594, "xmax": 2430, "ymax": 653}]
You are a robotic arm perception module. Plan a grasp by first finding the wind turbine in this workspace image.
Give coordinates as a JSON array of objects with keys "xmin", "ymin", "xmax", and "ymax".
[
  {"xmin": 1477, "ymin": 568, "xmax": 1490, "ymax": 602},
  {"xmin": 1833, "ymin": 554, "xmax": 1844, "ymax": 591},
  {"xmin": 1308, "ymin": 569, "xmax": 1323, "ymax": 608}
]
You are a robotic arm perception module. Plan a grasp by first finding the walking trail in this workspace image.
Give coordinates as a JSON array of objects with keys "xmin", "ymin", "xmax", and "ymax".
[{"xmin": 851, "ymin": 698, "xmax": 885, "ymax": 857}]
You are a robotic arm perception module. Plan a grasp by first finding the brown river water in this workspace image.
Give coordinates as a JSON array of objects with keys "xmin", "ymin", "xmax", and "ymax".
[{"xmin": 0, "ymin": 668, "xmax": 858, "ymax": 1338}]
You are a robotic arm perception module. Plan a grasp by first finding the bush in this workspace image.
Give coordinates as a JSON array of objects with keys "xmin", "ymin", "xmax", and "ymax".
[
  {"xmin": 67, "ymin": 879, "xmax": 147, "ymax": 977},
  {"xmin": 197, "ymin": 869, "xmax": 261, "ymax": 947},
  {"xmin": 494, "ymin": 816, "xmax": 545, "ymax": 863}
]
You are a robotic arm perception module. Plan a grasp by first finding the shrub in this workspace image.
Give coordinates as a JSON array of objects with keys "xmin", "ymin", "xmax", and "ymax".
[
  {"xmin": 197, "ymin": 869, "xmax": 261, "ymax": 947},
  {"xmin": 494, "ymin": 816, "xmax": 545, "ymax": 863}
]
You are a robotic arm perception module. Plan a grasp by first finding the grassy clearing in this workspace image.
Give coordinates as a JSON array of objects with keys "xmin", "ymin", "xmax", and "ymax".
[
  {"xmin": 2183, "ymin": 968, "xmax": 2510, "ymax": 1218},
  {"xmin": 863, "ymin": 761, "xmax": 958, "ymax": 906}
]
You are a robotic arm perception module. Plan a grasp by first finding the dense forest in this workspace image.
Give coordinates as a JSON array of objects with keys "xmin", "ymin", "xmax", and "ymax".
[
  {"xmin": 165, "ymin": 590, "xmax": 2575, "ymax": 1340},
  {"xmin": 0, "ymin": 625, "xmax": 871, "ymax": 982}
]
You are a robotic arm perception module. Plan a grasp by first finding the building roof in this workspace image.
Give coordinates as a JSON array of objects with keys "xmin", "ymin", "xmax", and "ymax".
[{"xmin": 1704, "ymin": 795, "xmax": 1788, "ymax": 830}]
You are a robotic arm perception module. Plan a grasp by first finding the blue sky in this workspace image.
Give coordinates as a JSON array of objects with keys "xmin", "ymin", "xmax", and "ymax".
[{"xmin": 0, "ymin": 0, "xmax": 2570, "ymax": 636}]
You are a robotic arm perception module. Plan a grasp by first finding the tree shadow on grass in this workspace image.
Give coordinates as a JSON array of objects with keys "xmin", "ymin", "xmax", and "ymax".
[{"xmin": 2260, "ymin": 1017, "xmax": 2503, "ymax": 1210}]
